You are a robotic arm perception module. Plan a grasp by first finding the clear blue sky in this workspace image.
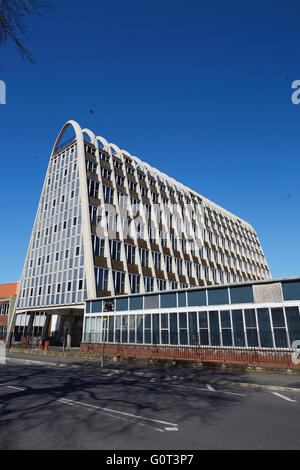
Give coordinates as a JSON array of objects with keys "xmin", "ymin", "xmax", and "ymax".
[{"xmin": 0, "ymin": 0, "xmax": 300, "ymax": 284}]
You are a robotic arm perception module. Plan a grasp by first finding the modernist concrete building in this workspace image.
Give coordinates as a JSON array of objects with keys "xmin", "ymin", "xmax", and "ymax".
[{"xmin": 11, "ymin": 120, "xmax": 271, "ymax": 347}]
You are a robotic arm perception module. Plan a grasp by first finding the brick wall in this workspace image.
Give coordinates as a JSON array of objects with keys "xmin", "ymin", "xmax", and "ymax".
[{"xmin": 80, "ymin": 342, "xmax": 300, "ymax": 367}]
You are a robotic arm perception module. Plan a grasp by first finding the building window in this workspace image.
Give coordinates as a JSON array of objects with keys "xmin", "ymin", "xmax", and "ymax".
[
  {"xmin": 92, "ymin": 234, "xmax": 105, "ymax": 258},
  {"xmin": 112, "ymin": 270, "xmax": 125, "ymax": 294},
  {"xmin": 109, "ymin": 240, "xmax": 121, "ymax": 261},
  {"xmin": 139, "ymin": 248, "xmax": 149, "ymax": 267},
  {"xmin": 129, "ymin": 274, "xmax": 140, "ymax": 294},
  {"xmin": 125, "ymin": 244, "xmax": 136, "ymax": 264},
  {"xmin": 103, "ymin": 185, "xmax": 114, "ymax": 204}
]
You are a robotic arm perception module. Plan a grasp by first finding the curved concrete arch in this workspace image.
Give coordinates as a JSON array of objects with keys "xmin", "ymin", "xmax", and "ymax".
[
  {"xmin": 96, "ymin": 136, "xmax": 110, "ymax": 153},
  {"xmin": 82, "ymin": 128, "xmax": 97, "ymax": 146},
  {"xmin": 109, "ymin": 142, "xmax": 123, "ymax": 159},
  {"xmin": 51, "ymin": 120, "xmax": 83, "ymax": 156}
]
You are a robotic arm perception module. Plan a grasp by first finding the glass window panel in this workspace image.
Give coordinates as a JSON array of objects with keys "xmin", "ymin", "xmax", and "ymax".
[
  {"xmin": 144, "ymin": 295, "xmax": 159, "ymax": 309},
  {"xmin": 230, "ymin": 286, "xmax": 254, "ymax": 304},
  {"xmin": 245, "ymin": 328, "xmax": 258, "ymax": 347},
  {"xmin": 273, "ymin": 329, "xmax": 288, "ymax": 348},
  {"xmin": 257, "ymin": 308, "xmax": 273, "ymax": 348},
  {"xmin": 198, "ymin": 311, "xmax": 208, "ymax": 328},
  {"xmin": 282, "ymin": 281, "xmax": 300, "ymax": 301},
  {"xmin": 178, "ymin": 292, "xmax": 186, "ymax": 307},
  {"xmin": 145, "ymin": 314, "xmax": 151, "ymax": 329},
  {"xmin": 188, "ymin": 290, "xmax": 206, "ymax": 307},
  {"xmin": 144, "ymin": 330, "xmax": 151, "ymax": 344},
  {"xmin": 152, "ymin": 314, "xmax": 159, "ymax": 344},
  {"xmin": 199, "ymin": 329, "xmax": 209, "ymax": 345},
  {"xmin": 91, "ymin": 301, "xmax": 102, "ymax": 313},
  {"xmin": 161, "ymin": 313, "xmax": 168, "ymax": 329},
  {"xmin": 116, "ymin": 297, "xmax": 128, "ymax": 312},
  {"xmin": 130, "ymin": 296, "xmax": 143, "ymax": 310},
  {"xmin": 271, "ymin": 308, "xmax": 285, "ymax": 328},
  {"xmin": 188, "ymin": 312, "xmax": 198, "ymax": 345},
  {"xmin": 180, "ymin": 330, "xmax": 188, "ymax": 345},
  {"xmin": 179, "ymin": 312, "xmax": 187, "ymax": 328},
  {"xmin": 161, "ymin": 330, "xmax": 169, "ymax": 345},
  {"xmin": 136, "ymin": 315, "xmax": 143, "ymax": 343},
  {"xmin": 285, "ymin": 306, "xmax": 300, "ymax": 345},
  {"xmin": 170, "ymin": 313, "xmax": 178, "ymax": 345},
  {"xmin": 244, "ymin": 309, "xmax": 256, "ymax": 327},
  {"xmin": 160, "ymin": 293, "xmax": 177, "ymax": 308},
  {"xmin": 220, "ymin": 310, "xmax": 230, "ymax": 328},
  {"xmin": 208, "ymin": 288, "xmax": 229, "ymax": 305},
  {"xmin": 232, "ymin": 310, "xmax": 246, "ymax": 347},
  {"xmin": 221, "ymin": 329, "xmax": 233, "ymax": 347},
  {"xmin": 108, "ymin": 316, "xmax": 114, "ymax": 342},
  {"xmin": 209, "ymin": 311, "xmax": 220, "ymax": 346}
]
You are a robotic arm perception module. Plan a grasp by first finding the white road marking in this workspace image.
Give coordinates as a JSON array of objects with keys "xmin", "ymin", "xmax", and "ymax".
[
  {"xmin": 206, "ymin": 384, "xmax": 215, "ymax": 391},
  {"xmin": 173, "ymin": 383, "xmax": 245, "ymax": 397},
  {"xmin": 57, "ymin": 397, "xmax": 178, "ymax": 431},
  {"xmin": 58, "ymin": 398, "xmax": 76, "ymax": 406},
  {"xmin": 0, "ymin": 384, "xmax": 25, "ymax": 391},
  {"xmin": 271, "ymin": 392, "xmax": 297, "ymax": 403},
  {"xmin": 164, "ymin": 427, "xmax": 178, "ymax": 431}
]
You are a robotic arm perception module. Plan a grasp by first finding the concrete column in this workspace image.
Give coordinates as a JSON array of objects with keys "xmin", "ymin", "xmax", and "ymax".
[
  {"xmin": 66, "ymin": 312, "xmax": 73, "ymax": 349},
  {"xmin": 26, "ymin": 312, "xmax": 35, "ymax": 344},
  {"xmin": 41, "ymin": 314, "xmax": 51, "ymax": 337}
]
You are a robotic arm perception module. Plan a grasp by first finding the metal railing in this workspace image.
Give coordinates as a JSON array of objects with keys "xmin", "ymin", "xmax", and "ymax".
[{"xmin": 82, "ymin": 332, "xmax": 300, "ymax": 367}]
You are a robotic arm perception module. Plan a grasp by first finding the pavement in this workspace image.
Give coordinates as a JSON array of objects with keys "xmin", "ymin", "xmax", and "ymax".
[{"xmin": 6, "ymin": 347, "xmax": 300, "ymax": 395}]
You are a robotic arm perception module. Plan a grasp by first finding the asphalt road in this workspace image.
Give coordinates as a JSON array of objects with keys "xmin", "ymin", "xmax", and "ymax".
[{"xmin": 0, "ymin": 361, "xmax": 300, "ymax": 450}]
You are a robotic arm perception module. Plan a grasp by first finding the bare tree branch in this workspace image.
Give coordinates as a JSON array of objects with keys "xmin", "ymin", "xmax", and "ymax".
[{"xmin": 0, "ymin": 0, "xmax": 54, "ymax": 63}]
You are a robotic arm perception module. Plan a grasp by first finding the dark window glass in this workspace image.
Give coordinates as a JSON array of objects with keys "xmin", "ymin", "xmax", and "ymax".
[
  {"xmin": 209, "ymin": 311, "xmax": 220, "ymax": 346},
  {"xmin": 130, "ymin": 296, "xmax": 143, "ymax": 310},
  {"xmin": 208, "ymin": 288, "xmax": 229, "ymax": 305},
  {"xmin": 188, "ymin": 312, "xmax": 198, "ymax": 345},
  {"xmin": 161, "ymin": 313, "xmax": 168, "ymax": 329},
  {"xmin": 273, "ymin": 329, "xmax": 288, "ymax": 348},
  {"xmin": 282, "ymin": 281, "xmax": 300, "ymax": 301},
  {"xmin": 220, "ymin": 310, "xmax": 230, "ymax": 328},
  {"xmin": 152, "ymin": 314, "xmax": 159, "ymax": 344},
  {"xmin": 230, "ymin": 286, "xmax": 254, "ymax": 304},
  {"xmin": 178, "ymin": 292, "xmax": 186, "ymax": 307},
  {"xmin": 244, "ymin": 309, "xmax": 256, "ymax": 327},
  {"xmin": 170, "ymin": 313, "xmax": 178, "ymax": 345},
  {"xmin": 161, "ymin": 330, "xmax": 169, "ymax": 344},
  {"xmin": 199, "ymin": 329, "xmax": 209, "ymax": 345},
  {"xmin": 257, "ymin": 308, "xmax": 273, "ymax": 348},
  {"xmin": 232, "ymin": 310, "xmax": 245, "ymax": 347},
  {"xmin": 116, "ymin": 297, "xmax": 128, "ymax": 312},
  {"xmin": 222, "ymin": 329, "xmax": 233, "ymax": 347},
  {"xmin": 145, "ymin": 314, "xmax": 151, "ymax": 329},
  {"xmin": 136, "ymin": 315, "xmax": 143, "ymax": 343},
  {"xmin": 271, "ymin": 308, "xmax": 285, "ymax": 328},
  {"xmin": 285, "ymin": 306, "xmax": 300, "ymax": 345},
  {"xmin": 179, "ymin": 312, "xmax": 187, "ymax": 328},
  {"xmin": 198, "ymin": 311, "xmax": 208, "ymax": 328},
  {"xmin": 188, "ymin": 290, "xmax": 206, "ymax": 307},
  {"xmin": 144, "ymin": 330, "xmax": 151, "ymax": 344},
  {"xmin": 108, "ymin": 316, "xmax": 114, "ymax": 342},
  {"xmin": 246, "ymin": 329, "xmax": 259, "ymax": 347},
  {"xmin": 91, "ymin": 301, "xmax": 102, "ymax": 313},
  {"xmin": 161, "ymin": 293, "xmax": 177, "ymax": 308},
  {"xmin": 180, "ymin": 330, "xmax": 188, "ymax": 345}
]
